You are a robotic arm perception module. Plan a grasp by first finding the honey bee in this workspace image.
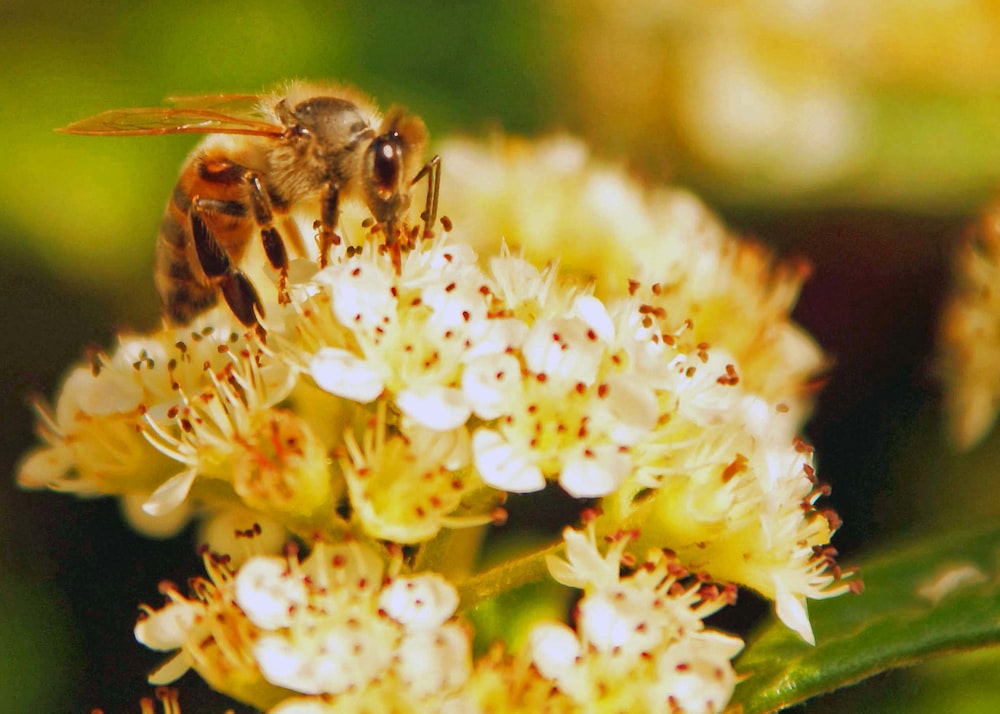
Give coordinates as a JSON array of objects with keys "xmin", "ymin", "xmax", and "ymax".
[{"xmin": 60, "ymin": 81, "xmax": 441, "ymax": 326}]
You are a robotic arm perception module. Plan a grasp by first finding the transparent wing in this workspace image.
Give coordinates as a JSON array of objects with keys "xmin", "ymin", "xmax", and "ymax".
[
  {"xmin": 164, "ymin": 92, "xmax": 265, "ymax": 114},
  {"xmin": 58, "ymin": 105, "xmax": 284, "ymax": 137}
]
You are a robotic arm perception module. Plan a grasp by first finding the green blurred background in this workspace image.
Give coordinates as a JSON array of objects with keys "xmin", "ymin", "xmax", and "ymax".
[{"xmin": 1, "ymin": 1, "xmax": 998, "ymax": 711}]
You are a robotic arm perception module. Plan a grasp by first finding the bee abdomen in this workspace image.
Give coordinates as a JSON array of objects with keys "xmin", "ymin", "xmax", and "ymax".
[{"xmin": 155, "ymin": 201, "xmax": 219, "ymax": 324}]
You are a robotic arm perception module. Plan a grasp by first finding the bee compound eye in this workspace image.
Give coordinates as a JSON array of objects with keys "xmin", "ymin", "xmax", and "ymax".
[{"xmin": 371, "ymin": 134, "xmax": 401, "ymax": 193}]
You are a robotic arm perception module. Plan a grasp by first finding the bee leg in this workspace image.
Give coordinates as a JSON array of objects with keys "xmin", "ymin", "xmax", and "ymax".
[
  {"xmin": 245, "ymin": 173, "xmax": 291, "ymax": 304},
  {"xmin": 411, "ymin": 154, "xmax": 441, "ymax": 239},
  {"xmin": 385, "ymin": 217, "xmax": 401, "ymax": 274},
  {"xmin": 190, "ymin": 201, "xmax": 264, "ymax": 327},
  {"xmin": 190, "ymin": 202, "xmax": 233, "ymax": 279},
  {"xmin": 317, "ymin": 180, "xmax": 341, "ymax": 268},
  {"xmin": 220, "ymin": 270, "xmax": 265, "ymax": 328}
]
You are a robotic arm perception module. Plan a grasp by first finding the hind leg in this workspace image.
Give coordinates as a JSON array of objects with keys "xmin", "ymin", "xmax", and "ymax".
[{"xmin": 189, "ymin": 199, "xmax": 264, "ymax": 327}]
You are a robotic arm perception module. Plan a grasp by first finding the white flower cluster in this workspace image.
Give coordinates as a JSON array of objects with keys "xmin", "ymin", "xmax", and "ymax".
[
  {"xmin": 528, "ymin": 526, "xmax": 743, "ymax": 714},
  {"xmin": 439, "ymin": 136, "xmax": 826, "ymax": 421},
  {"xmin": 19, "ymin": 135, "xmax": 854, "ymax": 713},
  {"xmin": 135, "ymin": 540, "xmax": 473, "ymax": 712},
  {"xmin": 19, "ymin": 317, "xmax": 296, "ymax": 536},
  {"xmin": 136, "ymin": 531, "xmax": 746, "ymax": 714},
  {"xmin": 238, "ymin": 544, "xmax": 469, "ymax": 698},
  {"xmin": 288, "ymin": 237, "xmax": 669, "ymax": 500}
]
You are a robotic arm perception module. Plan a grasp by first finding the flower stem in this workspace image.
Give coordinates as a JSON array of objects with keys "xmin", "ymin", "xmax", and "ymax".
[
  {"xmin": 456, "ymin": 539, "xmax": 563, "ymax": 607},
  {"xmin": 415, "ymin": 523, "xmax": 489, "ymax": 580}
]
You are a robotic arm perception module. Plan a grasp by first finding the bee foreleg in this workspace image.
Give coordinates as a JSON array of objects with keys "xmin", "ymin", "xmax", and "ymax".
[
  {"xmin": 318, "ymin": 180, "xmax": 341, "ymax": 268},
  {"xmin": 411, "ymin": 154, "xmax": 441, "ymax": 240},
  {"xmin": 245, "ymin": 174, "xmax": 288, "ymax": 272},
  {"xmin": 190, "ymin": 199, "xmax": 264, "ymax": 327}
]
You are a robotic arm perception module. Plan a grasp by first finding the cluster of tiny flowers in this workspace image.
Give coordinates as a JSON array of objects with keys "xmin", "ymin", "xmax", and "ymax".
[
  {"xmin": 938, "ymin": 197, "xmax": 1000, "ymax": 449},
  {"xmin": 17, "ymin": 313, "xmax": 298, "ymax": 538},
  {"xmin": 608, "ymin": 346, "xmax": 851, "ymax": 643},
  {"xmin": 135, "ymin": 539, "xmax": 471, "ymax": 712},
  {"xmin": 440, "ymin": 136, "xmax": 851, "ymax": 641},
  {"xmin": 135, "ymin": 533, "xmax": 742, "ymax": 714},
  {"xmin": 17, "ymin": 135, "xmax": 855, "ymax": 712},
  {"xmin": 527, "ymin": 525, "xmax": 744, "ymax": 713},
  {"xmin": 440, "ymin": 136, "xmax": 826, "ymax": 422},
  {"xmin": 287, "ymin": 236, "xmax": 666, "ymax": 500}
]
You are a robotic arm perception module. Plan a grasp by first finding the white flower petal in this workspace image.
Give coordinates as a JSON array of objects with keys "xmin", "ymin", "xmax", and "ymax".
[
  {"xmin": 142, "ymin": 468, "xmax": 197, "ymax": 517},
  {"xmin": 134, "ymin": 601, "xmax": 200, "ymax": 651},
  {"xmin": 774, "ymin": 578, "xmax": 815, "ymax": 645},
  {"xmin": 579, "ymin": 589, "xmax": 664, "ymax": 655},
  {"xmin": 489, "ymin": 255, "xmax": 544, "ymax": 302},
  {"xmin": 547, "ymin": 527, "xmax": 620, "ymax": 590},
  {"xmin": 673, "ymin": 349, "xmax": 744, "ymax": 425},
  {"xmin": 464, "ymin": 317, "xmax": 529, "ymax": 359},
  {"xmin": 599, "ymin": 375, "xmax": 659, "ymax": 444},
  {"xmin": 379, "ymin": 574, "xmax": 459, "ymax": 631},
  {"xmin": 86, "ymin": 369, "xmax": 145, "ymax": 415},
  {"xmin": 653, "ymin": 632, "xmax": 743, "ymax": 714},
  {"xmin": 54, "ymin": 368, "xmax": 118, "ymax": 425},
  {"xmin": 741, "ymin": 394, "xmax": 799, "ymax": 446},
  {"xmin": 146, "ymin": 651, "xmax": 195, "ymax": 686},
  {"xmin": 197, "ymin": 508, "xmax": 287, "ymax": 567},
  {"xmin": 16, "ymin": 445, "xmax": 74, "ymax": 489},
  {"xmin": 396, "ymin": 624, "xmax": 470, "ymax": 695},
  {"xmin": 472, "ymin": 428, "xmax": 545, "ymax": 492},
  {"xmin": 422, "ymin": 281, "xmax": 487, "ymax": 330},
  {"xmin": 559, "ymin": 447, "xmax": 630, "ymax": 498},
  {"xmin": 572, "ymin": 294, "xmax": 614, "ymax": 343},
  {"xmin": 303, "ymin": 542, "xmax": 385, "ymax": 595},
  {"xmin": 235, "ymin": 556, "xmax": 309, "ymax": 630},
  {"xmin": 528, "ymin": 622, "xmax": 581, "ymax": 682},
  {"xmin": 397, "ymin": 387, "xmax": 471, "ymax": 431},
  {"xmin": 120, "ymin": 493, "xmax": 192, "ymax": 538},
  {"xmin": 522, "ymin": 318, "xmax": 604, "ymax": 386},
  {"xmin": 462, "ymin": 353, "xmax": 522, "ymax": 420},
  {"xmin": 311, "ymin": 347, "xmax": 385, "ymax": 402},
  {"xmin": 255, "ymin": 635, "xmax": 322, "ymax": 694},
  {"xmin": 401, "ymin": 422, "xmax": 471, "ymax": 471},
  {"xmin": 320, "ymin": 259, "xmax": 396, "ymax": 328}
]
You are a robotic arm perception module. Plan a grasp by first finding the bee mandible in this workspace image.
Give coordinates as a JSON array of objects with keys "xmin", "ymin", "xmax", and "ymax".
[{"xmin": 60, "ymin": 81, "xmax": 441, "ymax": 326}]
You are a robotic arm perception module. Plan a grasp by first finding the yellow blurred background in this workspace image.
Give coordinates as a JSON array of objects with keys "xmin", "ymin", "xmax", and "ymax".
[{"xmin": 1, "ymin": 1, "xmax": 998, "ymax": 711}]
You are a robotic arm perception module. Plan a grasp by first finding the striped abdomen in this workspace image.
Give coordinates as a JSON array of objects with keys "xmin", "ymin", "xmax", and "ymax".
[{"xmin": 154, "ymin": 146, "xmax": 261, "ymax": 325}]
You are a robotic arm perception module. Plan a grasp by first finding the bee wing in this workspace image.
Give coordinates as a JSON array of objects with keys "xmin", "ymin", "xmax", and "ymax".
[
  {"xmin": 164, "ymin": 92, "xmax": 264, "ymax": 113},
  {"xmin": 58, "ymin": 106, "xmax": 284, "ymax": 137}
]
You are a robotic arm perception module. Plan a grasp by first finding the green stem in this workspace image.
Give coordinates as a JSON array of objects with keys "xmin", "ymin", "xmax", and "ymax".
[
  {"xmin": 456, "ymin": 539, "xmax": 564, "ymax": 607},
  {"xmin": 415, "ymin": 523, "xmax": 489, "ymax": 580},
  {"xmin": 412, "ymin": 485, "xmax": 502, "ymax": 579}
]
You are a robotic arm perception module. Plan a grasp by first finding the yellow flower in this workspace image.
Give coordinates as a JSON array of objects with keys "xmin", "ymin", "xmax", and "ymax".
[{"xmin": 339, "ymin": 403, "xmax": 492, "ymax": 543}]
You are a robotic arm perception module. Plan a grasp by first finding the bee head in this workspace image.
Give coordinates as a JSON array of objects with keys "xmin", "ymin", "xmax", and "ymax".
[{"xmin": 362, "ymin": 108, "xmax": 428, "ymax": 225}]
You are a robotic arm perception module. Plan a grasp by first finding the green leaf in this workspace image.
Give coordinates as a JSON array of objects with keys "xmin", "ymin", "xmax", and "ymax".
[{"xmin": 732, "ymin": 523, "xmax": 1000, "ymax": 713}]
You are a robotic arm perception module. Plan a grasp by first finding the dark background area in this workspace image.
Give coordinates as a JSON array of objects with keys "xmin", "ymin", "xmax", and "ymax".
[{"xmin": 1, "ymin": 2, "xmax": 997, "ymax": 712}]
